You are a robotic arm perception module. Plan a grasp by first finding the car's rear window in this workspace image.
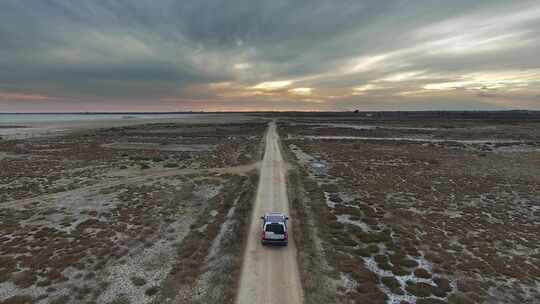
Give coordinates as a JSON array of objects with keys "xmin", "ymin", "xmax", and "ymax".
[
  {"xmin": 265, "ymin": 223, "xmax": 284, "ymax": 234},
  {"xmin": 267, "ymin": 215, "xmax": 284, "ymax": 222}
]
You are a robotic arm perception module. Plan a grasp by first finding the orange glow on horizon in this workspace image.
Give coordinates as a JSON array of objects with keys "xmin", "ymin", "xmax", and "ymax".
[{"xmin": 0, "ymin": 91, "xmax": 58, "ymax": 101}]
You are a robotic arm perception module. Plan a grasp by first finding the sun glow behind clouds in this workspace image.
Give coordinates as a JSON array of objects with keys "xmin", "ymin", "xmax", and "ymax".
[
  {"xmin": 253, "ymin": 80, "xmax": 292, "ymax": 91},
  {"xmin": 423, "ymin": 70, "xmax": 540, "ymax": 91},
  {"xmin": 380, "ymin": 71, "xmax": 427, "ymax": 82},
  {"xmin": 352, "ymin": 84, "xmax": 383, "ymax": 95},
  {"xmin": 346, "ymin": 55, "xmax": 388, "ymax": 73},
  {"xmin": 289, "ymin": 87, "xmax": 312, "ymax": 95},
  {"xmin": 234, "ymin": 63, "xmax": 251, "ymax": 70}
]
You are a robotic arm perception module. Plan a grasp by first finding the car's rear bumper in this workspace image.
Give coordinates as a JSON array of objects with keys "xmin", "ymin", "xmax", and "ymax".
[{"xmin": 261, "ymin": 239, "xmax": 288, "ymax": 246}]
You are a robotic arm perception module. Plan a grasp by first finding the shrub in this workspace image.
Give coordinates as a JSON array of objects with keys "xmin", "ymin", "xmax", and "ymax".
[
  {"xmin": 414, "ymin": 268, "xmax": 431, "ymax": 279},
  {"xmin": 401, "ymin": 259, "xmax": 419, "ymax": 268},
  {"xmin": 448, "ymin": 293, "xmax": 475, "ymax": 304},
  {"xmin": 50, "ymin": 295, "xmax": 70, "ymax": 304},
  {"xmin": 130, "ymin": 276, "xmax": 146, "ymax": 286},
  {"xmin": 374, "ymin": 255, "xmax": 388, "ymax": 265},
  {"xmin": 390, "ymin": 253, "xmax": 418, "ymax": 268},
  {"xmin": 405, "ymin": 281, "xmax": 434, "ymax": 297},
  {"xmin": 365, "ymin": 244, "xmax": 380, "ymax": 254},
  {"xmin": 1, "ymin": 295, "xmax": 34, "ymax": 304},
  {"xmin": 378, "ymin": 262, "xmax": 393, "ymax": 271},
  {"xmin": 109, "ymin": 296, "xmax": 130, "ymax": 304},
  {"xmin": 392, "ymin": 267, "xmax": 410, "ymax": 276},
  {"xmin": 433, "ymin": 277, "xmax": 452, "ymax": 297},
  {"xmin": 350, "ymin": 265, "xmax": 378, "ymax": 284},
  {"xmin": 417, "ymin": 299, "xmax": 448, "ymax": 304},
  {"xmin": 356, "ymin": 247, "xmax": 374, "ymax": 257},
  {"xmin": 381, "ymin": 276, "xmax": 403, "ymax": 295},
  {"xmin": 164, "ymin": 162, "xmax": 179, "ymax": 168},
  {"xmin": 357, "ymin": 231, "xmax": 391, "ymax": 243},
  {"xmin": 145, "ymin": 286, "xmax": 159, "ymax": 296},
  {"xmin": 12, "ymin": 271, "xmax": 37, "ymax": 288}
]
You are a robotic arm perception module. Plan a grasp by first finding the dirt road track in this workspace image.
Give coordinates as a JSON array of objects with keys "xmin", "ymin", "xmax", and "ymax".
[{"xmin": 236, "ymin": 121, "xmax": 303, "ymax": 304}]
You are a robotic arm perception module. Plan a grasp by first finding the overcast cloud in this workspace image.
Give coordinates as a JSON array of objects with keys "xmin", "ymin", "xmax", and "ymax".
[{"xmin": 0, "ymin": 0, "xmax": 539, "ymax": 111}]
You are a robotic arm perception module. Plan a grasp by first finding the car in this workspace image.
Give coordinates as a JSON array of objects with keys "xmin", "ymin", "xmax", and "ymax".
[{"xmin": 260, "ymin": 212, "xmax": 289, "ymax": 246}]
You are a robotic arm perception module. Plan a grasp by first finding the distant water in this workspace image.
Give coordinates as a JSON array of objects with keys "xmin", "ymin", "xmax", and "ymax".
[{"xmin": 0, "ymin": 113, "xmax": 201, "ymax": 124}]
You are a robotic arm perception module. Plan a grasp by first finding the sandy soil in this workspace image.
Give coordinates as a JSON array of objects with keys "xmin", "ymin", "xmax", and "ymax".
[{"xmin": 236, "ymin": 122, "xmax": 303, "ymax": 304}]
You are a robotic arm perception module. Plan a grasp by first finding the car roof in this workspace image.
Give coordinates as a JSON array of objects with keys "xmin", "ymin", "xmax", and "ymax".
[
  {"xmin": 264, "ymin": 213, "xmax": 286, "ymax": 223},
  {"xmin": 265, "ymin": 212, "xmax": 286, "ymax": 216}
]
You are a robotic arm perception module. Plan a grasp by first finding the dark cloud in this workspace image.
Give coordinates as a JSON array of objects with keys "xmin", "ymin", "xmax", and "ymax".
[{"xmin": 0, "ymin": 0, "xmax": 539, "ymax": 111}]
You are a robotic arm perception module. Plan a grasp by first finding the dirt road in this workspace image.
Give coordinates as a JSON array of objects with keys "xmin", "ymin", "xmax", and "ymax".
[{"xmin": 236, "ymin": 121, "xmax": 303, "ymax": 304}]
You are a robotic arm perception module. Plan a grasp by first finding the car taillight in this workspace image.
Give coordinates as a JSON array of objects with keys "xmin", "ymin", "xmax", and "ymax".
[
  {"xmin": 261, "ymin": 231, "xmax": 265, "ymax": 240},
  {"xmin": 284, "ymin": 232, "xmax": 288, "ymax": 240}
]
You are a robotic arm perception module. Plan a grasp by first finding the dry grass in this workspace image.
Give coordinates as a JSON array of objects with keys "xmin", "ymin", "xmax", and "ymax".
[
  {"xmin": 0, "ymin": 296, "xmax": 34, "ymax": 304},
  {"xmin": 285, "ymin": 169, "xmax": 342, "ymax": 303},
  {"xmin": 153, "ymin": 173, "xmax": 258, "ymax": 304},
  {"xmin": 279, "ymin": 117, "xmax": 540, "ymax": 303},
  {"xmin": 192, "ymin": 171, "xmax": 258, "ymax": 304},
  {"xmin": 0, "ymin": 121, "xmax": 266, "ymax": 304}
]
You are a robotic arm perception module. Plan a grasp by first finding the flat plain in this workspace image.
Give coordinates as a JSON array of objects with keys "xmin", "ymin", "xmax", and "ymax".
[
  {"xmin": 278, "ymin": 112, "xmax": 540, "ymax": 304},
  {"xmin": 1, "ymin": 111, "xmax": 539, "ymax": 304},
  {"xmin": 0, "ymin": 117, "xmax": 265, "ymax": 304}
]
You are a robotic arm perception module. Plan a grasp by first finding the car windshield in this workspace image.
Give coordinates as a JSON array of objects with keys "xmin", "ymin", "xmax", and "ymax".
[{"xmin": 265, "ymin": 224, "xmax": 284, "ymax": 234}]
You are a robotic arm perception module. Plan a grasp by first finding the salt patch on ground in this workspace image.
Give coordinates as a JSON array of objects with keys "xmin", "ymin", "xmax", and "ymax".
[
  {"xmin": 336, "ymin": 214, "xmax": 372, "ymax": 232},
  {"xmin": 299, "ymin": 136, "xmax": 524, "ymax": 144},
  {"xmin": 289, "ymin": 144, "xmax": 316, "ymax": 164},
  {"xmin": 0, "ymin": 152, "xmax": 31, "ymax": 161},
  {"xmin": 196, "ymin": 184, "xmax": 223, "ymax": 200},
  {"xmin": 303, "ymin": 123, "xmax": 439, "ymax": 131},
  {"xmin": 97, "ymin": 218, "xmax": 192, "ymax": 304},
  {"xmin": 289, "ymin": 144, "xmax": 327, "ymax": 175},
  {"xmin": 18, "ymin": 191, "xmax": 118, "ymax": 233},
  {"xmin": 444, "ymin": 209, "xmax": 464, "ymax": 218},
  {"xmin": 0, "ymin": 282, "xmax": 50, "ymax": 302},
  {"xmin": 339, "ymin": 272, "xmax": 358, "ymax": 293},
  {"xmin": 363, "ymin": 250, "xmax": 455, "ymax": 304},
  {"xmin": 324, "ymin": 192, "xmax": 336, "ymax": 208},
  {"xmin": 0, "ymin": 127, "xmax": 65, "ymax": 140}
]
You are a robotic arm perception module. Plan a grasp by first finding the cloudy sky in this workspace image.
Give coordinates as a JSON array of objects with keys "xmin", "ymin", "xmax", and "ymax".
[{"xmin": 1, "ymin": 0, "xmax": 540, "ymax": 112}]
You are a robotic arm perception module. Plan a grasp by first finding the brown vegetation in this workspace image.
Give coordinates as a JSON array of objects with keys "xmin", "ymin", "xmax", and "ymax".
[
  {"xmin": 279, "ymin": 116, "xmax": 540, "ymax": 303},
  {"xmin": 0, "ymin": 121, "xmax": 265, "ymax": 304}
]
